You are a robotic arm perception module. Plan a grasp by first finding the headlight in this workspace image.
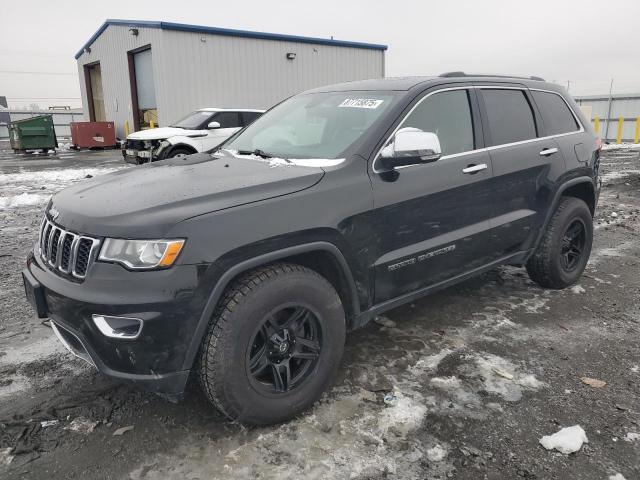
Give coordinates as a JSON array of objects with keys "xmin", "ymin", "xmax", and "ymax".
[{"xmin": 98, "ymin": 238, "xmax": 185, "ymax": 270}]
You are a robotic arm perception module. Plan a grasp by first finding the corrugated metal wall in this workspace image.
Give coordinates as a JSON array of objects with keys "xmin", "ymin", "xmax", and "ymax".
[
  {"xmin": 77, "ymin": 25, "xmax": 384, "ymax": 138},
  {"xmin": 575, "ymin": 94, "xmax": 640, "ymax": 142}
]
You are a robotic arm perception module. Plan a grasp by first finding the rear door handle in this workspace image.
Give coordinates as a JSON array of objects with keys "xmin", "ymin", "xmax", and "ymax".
[
  {"xmin": 462, "ymin": 163, "xmax": 488, "ymax": 174},
  {"xmin": 539, "ymin": 147, "xmax": 558, "ymax": 156}
]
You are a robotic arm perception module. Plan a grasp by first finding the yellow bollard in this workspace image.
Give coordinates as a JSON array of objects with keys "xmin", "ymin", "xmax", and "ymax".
[
  {"xmin": 150, "ymin": 120, "xmax": 155, "ymax": 129},
  {"xmin": 593, "ymin": 116, "xmax": 600, "ymax": 136},
  {"xmin": 616, "ymin": 117, "xmax": 624, "ymax": 144},
  {"xmin": 124, "ymin": 120, "xmax": 130, "ymax": 137},
  {"xmin": 635, "ymin": 117, "xmax": 640, "ymax": 144}
]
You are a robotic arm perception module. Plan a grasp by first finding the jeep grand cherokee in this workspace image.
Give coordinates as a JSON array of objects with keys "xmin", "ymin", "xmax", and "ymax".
[{"xmin": 23, "ymin": 73, "xmax": 600, "ymax": 425}]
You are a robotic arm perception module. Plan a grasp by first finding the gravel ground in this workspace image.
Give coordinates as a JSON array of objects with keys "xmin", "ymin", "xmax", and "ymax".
[{"xmin": 0, "ymin": 146, "xmax": 638, "ymax": 480}]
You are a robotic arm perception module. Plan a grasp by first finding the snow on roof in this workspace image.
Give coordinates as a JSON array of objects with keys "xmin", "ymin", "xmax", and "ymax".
[{"xmin": 75, "ymin": 19, "xmax": 388, "ymax": 60}]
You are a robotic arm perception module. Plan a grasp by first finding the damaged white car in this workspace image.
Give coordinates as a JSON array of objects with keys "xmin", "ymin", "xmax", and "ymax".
[{"xmin": 122, "ymin": 108, "xmax": 264, "ymax": 164}]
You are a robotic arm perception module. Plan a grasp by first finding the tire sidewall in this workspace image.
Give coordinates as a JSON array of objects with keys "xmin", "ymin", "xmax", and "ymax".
[{"xmin": 212, "ymin": 269, "xmax": 345, "ymax": 423}]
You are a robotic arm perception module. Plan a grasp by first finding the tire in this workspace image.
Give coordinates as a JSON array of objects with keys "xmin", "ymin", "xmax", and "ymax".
[
  {"xmin": 526, "ymin": 197, "xmax": 593, "ymax": 289},
  {"xmin": 198, "ymin": 263, "xmax": 346, "ymax": 425},
  {"xmin": 166, "ymin": 147, "xmax": 193, "ymax": 159}
]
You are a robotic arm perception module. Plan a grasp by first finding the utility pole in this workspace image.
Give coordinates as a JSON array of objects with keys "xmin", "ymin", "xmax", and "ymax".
[
  {"xmin": 604, "ymin": 78, "xmax": 614, "ymax": 141},
  {"xmin": 566, "ymin": 80, "xmax": 571, "ymax": 93}
]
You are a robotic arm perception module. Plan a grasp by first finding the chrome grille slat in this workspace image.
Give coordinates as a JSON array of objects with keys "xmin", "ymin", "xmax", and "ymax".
[{"xmin": 38, "ymin": 216, "xmax": 99, "ymax": 280}]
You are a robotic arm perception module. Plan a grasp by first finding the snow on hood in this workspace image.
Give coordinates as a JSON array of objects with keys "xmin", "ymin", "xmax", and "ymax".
[
  {"xmin": 220, "ymin": 149, "xmax": 345, "ymax": 168},
  {"xmin": 127, "ymin": 127, "xmax": 207, "ymax": 141}
]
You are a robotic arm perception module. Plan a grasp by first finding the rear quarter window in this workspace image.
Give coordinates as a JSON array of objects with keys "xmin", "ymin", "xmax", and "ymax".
[
  {"xmin": 532, "ymin": 91, "xmax": 579, "ymax": 135},
  {"xmin": 482, "ymin": 89, "xmax": 537, "ymax": 146}
]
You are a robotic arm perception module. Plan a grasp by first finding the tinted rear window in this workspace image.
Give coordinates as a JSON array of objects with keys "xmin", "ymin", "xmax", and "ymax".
[
  {"xmin": 482, "ymin": 89, "xmax": 537, "ymax": 146},
  {"xmin": 532, "ymin": 91, "xmax": 579, "ymax": 135}
]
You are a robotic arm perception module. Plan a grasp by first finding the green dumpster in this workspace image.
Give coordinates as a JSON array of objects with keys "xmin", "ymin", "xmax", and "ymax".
[{"xmin": 9, "ymin": 115, "xmax": 57, "ymax": 153}]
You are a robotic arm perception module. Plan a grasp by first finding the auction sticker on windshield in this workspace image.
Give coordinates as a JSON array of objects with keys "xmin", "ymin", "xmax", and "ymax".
[{"xmin": 339, "ymin": 98, "xmax": 384, "ymax": 109}]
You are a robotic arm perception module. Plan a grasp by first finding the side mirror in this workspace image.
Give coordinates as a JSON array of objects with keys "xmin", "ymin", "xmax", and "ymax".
[
  {"xmin": 379, "ymin": 128, "xmax": 442, "ymax": 170},
  {"xmin": 207, "ymin": 121, "xmax": 221, "ymax": 129}
]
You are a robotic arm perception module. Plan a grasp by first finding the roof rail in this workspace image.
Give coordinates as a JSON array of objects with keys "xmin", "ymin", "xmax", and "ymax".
[{"xmin": 439, "ymin": 71, "xmax": 546, "ymax": 81}]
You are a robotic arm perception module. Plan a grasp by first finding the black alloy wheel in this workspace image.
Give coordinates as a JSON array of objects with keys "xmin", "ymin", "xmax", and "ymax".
[
  {"xmin": 560, "ymin": 218, "xmax": 587, "ymax": 272},
  {"xmin": 247, "ymin": 306, "xmax": 322, "ymax": 394}
]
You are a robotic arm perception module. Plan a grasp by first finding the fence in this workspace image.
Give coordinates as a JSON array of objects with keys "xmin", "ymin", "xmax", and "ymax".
[
  {"xmin": 0, "ymin": 109, "xmax": 84, "ymax": 142},
  {"xmin": 574, "ymin": 94, "xmax": 640, "ymax": 144}
]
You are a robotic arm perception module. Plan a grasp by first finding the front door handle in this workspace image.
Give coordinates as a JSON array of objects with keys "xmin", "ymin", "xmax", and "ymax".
[
  {"xmin": 539, "ymin": 147, "xmax": 559, "ymax": 156},
  {"xmin": 462, "ymin": 163, "xmax": 488, "ymax": 174}
]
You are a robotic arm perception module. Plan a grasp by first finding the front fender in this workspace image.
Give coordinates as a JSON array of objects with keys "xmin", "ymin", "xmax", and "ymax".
[
  {"xmin": 180, "ymin": 241, "xmax": 360, "ymax": 371},
  {"xmin": 166, "ymin": 135, "xmax": 203, "ymax": 150}
]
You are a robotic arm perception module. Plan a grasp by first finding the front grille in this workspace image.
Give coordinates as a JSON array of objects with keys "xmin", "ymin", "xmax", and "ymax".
[
  {"xmin": 125, "ymin": 139, "xmax": 145, "ymax": 150},
  {"xmin": 39, "ymin": 217, "xmax": 100, "ymax": 279}
]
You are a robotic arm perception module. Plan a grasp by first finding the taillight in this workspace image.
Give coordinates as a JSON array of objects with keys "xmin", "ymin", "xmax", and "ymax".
[{"xmin": 595, "ymin": 137, "xmax": 602, "ymax": 151}]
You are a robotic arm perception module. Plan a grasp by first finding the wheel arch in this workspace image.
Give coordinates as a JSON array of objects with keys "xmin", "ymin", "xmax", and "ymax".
[
  {"xmin": 530, "ymin": 176, "xmax": 596, "ymax": 256},
  {"xmin": 561, "ymin": 180, "xmax": 596, "ymax": 216},
  {"xmin": 162, "ymin": 142, "xmax": 198, "ymax": 158},
  {"xmin": 181, "ymin": 242, "xmax": 360, "ymax": 371}
]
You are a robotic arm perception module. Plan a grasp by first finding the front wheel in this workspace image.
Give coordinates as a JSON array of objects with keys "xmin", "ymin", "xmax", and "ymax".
[
  {"xmin": 526, "ymin": 197, "xmax": 593, "ymax": 289},
  {"xmin": 198, "ymin": 263, "xmax": 346, "ymax": 425}
]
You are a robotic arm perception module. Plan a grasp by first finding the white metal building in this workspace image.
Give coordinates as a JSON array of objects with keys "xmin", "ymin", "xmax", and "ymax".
[
  {"xmin": 574, "ymin": 93, "xmax": 640, "ymax": 142},
  {"xmin": 75, "ymin": 19, "xmax": 387, "ymax": 138}
]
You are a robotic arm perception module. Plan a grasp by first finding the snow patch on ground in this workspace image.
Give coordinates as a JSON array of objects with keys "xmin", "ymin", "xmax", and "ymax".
[
  {"xmin": 601, "ymin": 142, "xmax": 640, "ymax": 151},
  {"xmin": 609, "ymin": 474, "xmax": 627, "ymax": 480},
  {"xmin": 0, "ymin": 192, "xmax": 49, "ymax": 209},
  {"xmin": 0, "ymin": 335, "xmax": 63, "ymax": 366},
  {"xmin": 623, "ymin": 432, "xmax": 639, "ymax": 442},
  {"xmin": 570, "ymin": 285, "xmax": 586, "ymax": 294},
  {"xmin": 0, "ymin": 167, "xmax": 120, "ymax": 185},
  {"xmin": 129, "ymin": 389, "xmax": 438, "ymax": 480},
  {"xmin": 589, "ymin": 241, "xmax": 637, "ymax": 266},
  {"xmin": 600, "ymin": 169, "xmax": 640, "ymax": 183},
  {"xmin": 539, "ymin": 425, "xmax": 588, "ymax": 454}
]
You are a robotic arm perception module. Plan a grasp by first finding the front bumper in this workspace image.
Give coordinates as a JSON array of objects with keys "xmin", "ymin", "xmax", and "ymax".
[
  {"xmin": 23, "ymin": 251, "xmax": 211, "ymax": 396},
  {"xmin": 122, "ymin": 149, "xmax": 156, "ymax": 164}
]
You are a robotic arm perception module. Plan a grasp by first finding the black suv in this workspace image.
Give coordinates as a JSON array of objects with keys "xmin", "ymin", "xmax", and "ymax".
[{"xmin": 23, "ymin": 74, "xmax": 600, "ymax": 425}]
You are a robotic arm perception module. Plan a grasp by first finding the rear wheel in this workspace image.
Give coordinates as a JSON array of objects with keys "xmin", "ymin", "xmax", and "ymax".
[
  {"xmin": 526, "ymin": 197, "xmax": 593, "ymax": 289},
  {"xmin": 198, "ymin": 263, "xmax": 345, "ymax": 425}
]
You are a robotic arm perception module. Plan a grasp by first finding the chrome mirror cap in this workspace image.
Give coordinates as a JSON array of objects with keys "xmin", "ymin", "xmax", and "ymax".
[
  {"xmin": 379, "ymin": 128, "xmax": 442, "ymax": 170},
  {"xmin": 392, "ymin": 128, "xmax": 442, "ymax": 162}
]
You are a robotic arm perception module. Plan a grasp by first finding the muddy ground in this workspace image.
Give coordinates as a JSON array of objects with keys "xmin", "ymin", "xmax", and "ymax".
[{"xmin": 0, "ymin": 145, "xmax": 638, "ymax": 480}]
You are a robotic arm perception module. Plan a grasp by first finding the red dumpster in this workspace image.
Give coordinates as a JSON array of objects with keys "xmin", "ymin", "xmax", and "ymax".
[{"xmin": 70, "ymin": 121, "xmax": 117, "ymax": 149}]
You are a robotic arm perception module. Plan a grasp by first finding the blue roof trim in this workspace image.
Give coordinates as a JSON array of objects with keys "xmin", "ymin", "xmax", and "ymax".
[{"xmin": 75, "ymin": 19, "xmax": 388, "ymax": 59}]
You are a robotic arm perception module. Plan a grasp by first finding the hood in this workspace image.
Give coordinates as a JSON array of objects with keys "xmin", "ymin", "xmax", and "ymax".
[
  {"xmin": 127, "ymin": 127, "xmax": 207, "ymax": 141},
  {"xmin": 51, "ymin": 151, "xmax": 324, "ymax": 238}
]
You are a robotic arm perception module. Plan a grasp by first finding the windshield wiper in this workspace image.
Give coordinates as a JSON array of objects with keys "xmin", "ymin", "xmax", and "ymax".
[{"xmin": 237, "ymin": 148, "xmax": 275, "ymax": 159}]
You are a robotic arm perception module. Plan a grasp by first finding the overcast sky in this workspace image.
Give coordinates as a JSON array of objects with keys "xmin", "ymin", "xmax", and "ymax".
[{"xmin": 1, "ymin": 0, "xmax": 639, "ymax": 109}]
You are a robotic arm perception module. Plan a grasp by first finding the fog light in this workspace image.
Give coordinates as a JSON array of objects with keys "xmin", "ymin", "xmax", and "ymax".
[{"xmin": 92, "ymin": 315, "xmax": 143, "ymax": 339}]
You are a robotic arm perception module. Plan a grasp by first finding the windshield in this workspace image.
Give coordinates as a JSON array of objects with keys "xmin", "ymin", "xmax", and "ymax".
[
  {"xmin": 224, "ymin": 91, "xmax": 397, "ymax": 159},
  {"xmin": 170, "ymin": 111, "xmax": 212, "ymax": 129}
]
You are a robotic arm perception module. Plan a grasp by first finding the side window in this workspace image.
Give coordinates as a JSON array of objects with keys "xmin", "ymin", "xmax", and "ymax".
[
  {"xmin": 401, "ymin": 90, "xmax": 474, "ymax": 156},
  {"xmin": 532, "ymin": 91, "xmax": 579, "ymax": 135},
  {"xmin": 242, "ymin": 112, "xmax": 262, "ymax": 125},
  {"xmin": 481, "ymin": 89, "xmax": 537, "ymax": 146},
  {"xmin": 212, "ymin": 112, "xmax": 241, "ymax": 128}
]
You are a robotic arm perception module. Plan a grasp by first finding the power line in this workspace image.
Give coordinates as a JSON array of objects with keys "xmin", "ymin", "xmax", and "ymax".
[
  {"xmin": 0, "ymin": 70, "xmax": 77, "ymax": 76},
  {"xmin": 7, "ymin": 97, "xmax": 81, "ymax": 100}
]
